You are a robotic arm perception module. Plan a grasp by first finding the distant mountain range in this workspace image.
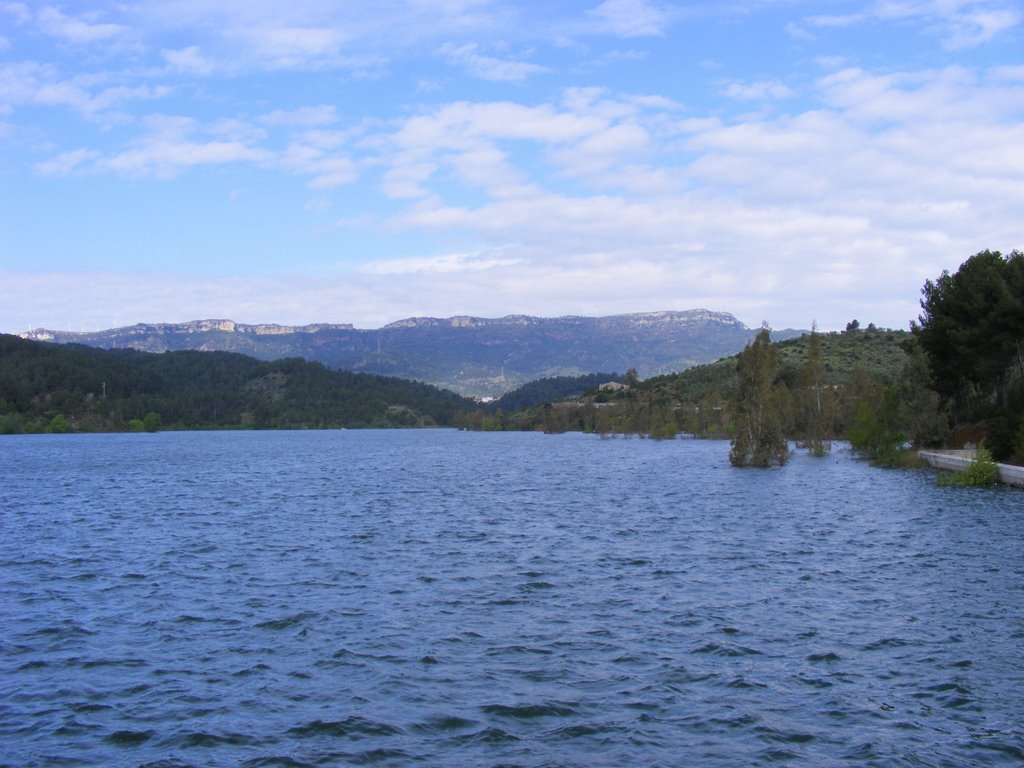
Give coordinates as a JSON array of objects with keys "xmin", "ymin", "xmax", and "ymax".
[{"xmin": 21, "ymin": 311, "xmax": 803, "ymax": 397}]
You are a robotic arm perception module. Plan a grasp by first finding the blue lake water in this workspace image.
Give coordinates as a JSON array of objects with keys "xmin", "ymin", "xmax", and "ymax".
[{"xmin": 1, "ymin": 429, "xmax": 1022, "ymax": 767}]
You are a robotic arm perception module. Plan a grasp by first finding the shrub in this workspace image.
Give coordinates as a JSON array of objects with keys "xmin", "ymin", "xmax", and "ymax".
[{"xmin": 938, "ymin": 443, "xmax": 999, "ymax": 486}]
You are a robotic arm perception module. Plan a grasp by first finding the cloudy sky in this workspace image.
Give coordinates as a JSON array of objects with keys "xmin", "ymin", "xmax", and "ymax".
[{"xmin": 1, "ymin": 1, "xmax": 1021, "ymax": 333}]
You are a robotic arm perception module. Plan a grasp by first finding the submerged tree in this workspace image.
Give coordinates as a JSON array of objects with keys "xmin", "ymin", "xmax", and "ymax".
[
  {"xmin": 848, "ymin": 392, "xmax": 904, "ymax": 466},
  {"xmin": 729, "ymin": 327, "xmax": 789, "ymax": 467},
  {"xmin": 843, "ymin": 370, "xmax": 905, "ymax": 466},
  {"xmin": 796, "ymin": 323, "xmax": 832, "ymax": 456}
]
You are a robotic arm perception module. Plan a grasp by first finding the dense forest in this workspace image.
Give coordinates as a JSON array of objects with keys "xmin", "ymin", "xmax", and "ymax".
[{"xmin": 0, "ymin": 335, "xmax": 475, "ymax": 433}]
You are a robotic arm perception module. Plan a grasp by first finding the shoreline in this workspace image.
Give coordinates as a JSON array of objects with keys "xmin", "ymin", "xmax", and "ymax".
[{"xmin": 918, "ymin": 449, "xmax": 1024, "ymax": 489}]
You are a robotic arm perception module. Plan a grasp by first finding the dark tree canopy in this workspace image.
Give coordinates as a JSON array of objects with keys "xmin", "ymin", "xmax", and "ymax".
[
  {"xmin": 913, "ymin": 249, "xmax": 1024, "ymax": 410},
  {"xmin": 0, "ymin": 334, "xmax": 476, "ymax": 433}
]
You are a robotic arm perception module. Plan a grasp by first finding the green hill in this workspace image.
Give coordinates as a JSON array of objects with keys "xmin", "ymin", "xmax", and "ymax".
[
  {"xmin": 0, "ymin": 334, "xmax": 475, "ymax": 433},
  {"xmin": 650, "ymin": 326, "xmax": 911, "ymax": 402},
  {"xmin": 487, "ymin": 326, "xmax": 914, "ymax": 438}
]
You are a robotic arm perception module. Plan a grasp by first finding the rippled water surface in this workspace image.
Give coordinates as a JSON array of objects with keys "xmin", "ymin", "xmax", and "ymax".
[{"xmin": 2, "ymin": 430, "xmax": 1022, "ymax": 767}]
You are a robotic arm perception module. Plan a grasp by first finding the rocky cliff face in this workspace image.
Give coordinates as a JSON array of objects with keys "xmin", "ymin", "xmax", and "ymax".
[{"xmin": 21, "ymin": 310, "xmax": 793, "ymax": 397}]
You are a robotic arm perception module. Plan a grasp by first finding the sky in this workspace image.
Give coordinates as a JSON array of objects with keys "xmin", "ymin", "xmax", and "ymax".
[{"xmin": 1, "ymin": 1, "xmax": 1022, "ymax": 334}]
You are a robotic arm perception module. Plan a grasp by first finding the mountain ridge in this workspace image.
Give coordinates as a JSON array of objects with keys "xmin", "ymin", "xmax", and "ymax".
[
  {"xmin": 23, "ymin": 309, "xmax": 745, "ymax": 337},
  {"xmin": 20, "ymin": 310, "xmax": 800, "ymax": 397}
]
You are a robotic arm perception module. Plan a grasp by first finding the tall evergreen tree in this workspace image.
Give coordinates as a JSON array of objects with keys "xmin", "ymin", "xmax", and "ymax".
[
  {"xmin": 914, "ymin": 250, "xmax": 1022, "ymax": 411},
  {"xmin": 729, "ymin": 327, "xmax": 789, "ymax": 467}
]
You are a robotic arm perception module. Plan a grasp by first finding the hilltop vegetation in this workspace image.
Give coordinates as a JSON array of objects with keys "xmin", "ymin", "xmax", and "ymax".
[
  {"xmin": 476, "ymin": 250, "xmax": 1024, "ymax": 468},
  {"xmin": 0, "ymin": 335, "xmax": 474, "ymax": 433},
  {"xmin": 478, "ymin": 325, "xmax": 915, "ymax": 438}
]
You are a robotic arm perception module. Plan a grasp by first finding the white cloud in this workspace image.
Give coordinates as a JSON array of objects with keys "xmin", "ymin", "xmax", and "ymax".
[
  {"xmin": 280, "ymin": 144, "xmax": 357, "ymax": 188},
  {"xmin": 0, "ymin": 2, "xmax": 30, "ymax": 25},
  {"xmin": 36, "ymin": 5, "xmax": 127, "ymax": 44},
  {"xmin": 29, "ymin": 105, "xmax": 361, "ymax": 186},
  {"xmin": 788, "ymin": 12, "xmax": 865, "ymax": 38},
  {"xmin": 382, "ymin": 159, "xmax": 439, "ymax": 199},
  {"xmin": 941, "ymin": 7, "xmax": 1022, "ymax": 48},
  {"xmin": 990, "ymin": 65, "xmax": 1024, "ymax": 81},
  {"xmin": 806, "ymin": 13, "xmax": 866, "ymax": 28},
  {"xmin": 797, "ymin": 1, "xmax": 1022, "ymax": 48},
  {"xmin": 440, "ymin": 42, "xmax": 548, "ymax": 82},
  {"xmin": 355, "ymin": 66, "xmax": 1024, "ymax": 329},
  {"xmin": 296, "ymin": 129, "xmax": 350, "ymax": 150},
  {"xmin": 162, "ymin": 45, "xmax": 215, "ymax": 75},
  {"xmin": 395, "ymin": 98, "xmax": 612, "ymax": 149},
  {"xmin": 587, "ymin": 0, "xmax": 669, "ymax": 37},
  {"xmin": 33, "ymin": 148, "xmax": 101, "ymax": 176},
  {"xmin": 4, "ymin": 0, "xmax": 1023, "ymax": 336},
  {"xmin": 229, "ymin": 25, "xmax": 350, "ymax": 69},
  {"xmin": 384, "ymin": 90, "xmax": 682, "ymax": 199},
  {"xmin": 35, "ymin": 115, "xmax": 270, "ymax": 178},
  {"xmin": 210, "ymin": 116, "xmax": 262, "ymax": 139},
  {"xmin": 723, "ymin": 79, "xmax": 795, "ymax": 101},
  {"xmin": 32, "ymin": 109, "xmax": 364, "ymax": 187},
  {"xmin": 0, "ymin": 62, "xmax": 168, "ymax": 118},
  {"xmin": 99, "ymin": 139, "xmax": 268, "ymax": 178},
  {"xmin": 259, "ymin": 106, "xmax": 340, "ymax": 127},
  {"xmin": 360, "ymin": 249, "xmax": 522, "ymax": 275},
  {"xmin": 818, "ymin": 66, "xmax": 1024, "ymax": 124}
]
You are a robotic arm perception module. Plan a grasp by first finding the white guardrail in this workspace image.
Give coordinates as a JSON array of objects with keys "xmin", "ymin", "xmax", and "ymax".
[{"xmin": 918, "ymin": 450, "xmax": 1024, "ymax": 489}]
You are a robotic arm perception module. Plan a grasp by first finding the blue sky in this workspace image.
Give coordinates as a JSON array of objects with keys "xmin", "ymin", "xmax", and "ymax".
[{"xmin": 1, "ymin": 0, "xmax": 1022, "ymax": 333}]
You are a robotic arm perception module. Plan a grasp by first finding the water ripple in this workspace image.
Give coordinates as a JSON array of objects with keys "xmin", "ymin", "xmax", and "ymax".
[{"xmin": 1, "ymin": 431, "xmax": 1022, "ymax": 766}]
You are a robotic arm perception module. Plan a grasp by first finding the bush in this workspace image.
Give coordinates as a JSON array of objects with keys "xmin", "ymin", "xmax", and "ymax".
[
  {"xmin": 0, "ymin": 413, "xmax": 24, "ymax": 434},
  {"xmin": 938, "ymin": 443, "xmax": 999, "ymax": 486}
]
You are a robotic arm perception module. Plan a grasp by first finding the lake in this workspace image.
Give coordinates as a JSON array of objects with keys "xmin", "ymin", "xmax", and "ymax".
[{"xmin": 1, "ymin": 430, "xmax": 1022, "ymax": 767}]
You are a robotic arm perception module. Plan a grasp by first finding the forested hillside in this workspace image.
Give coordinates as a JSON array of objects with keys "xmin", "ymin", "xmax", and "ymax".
[
  {"xmin": 471, "ymin": 250, "xmax": 1024, "ymax": 468},
  {"xmin": 474, "ymin": 325, "xmax": 916, "ymax": 439},
  {"xmin": 491, "ymin": 373, "xmax": 622, "ymax": 412},
  {"xmin": 0, "ymin": 335, "xmax": 474, "ymax": 433}
]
